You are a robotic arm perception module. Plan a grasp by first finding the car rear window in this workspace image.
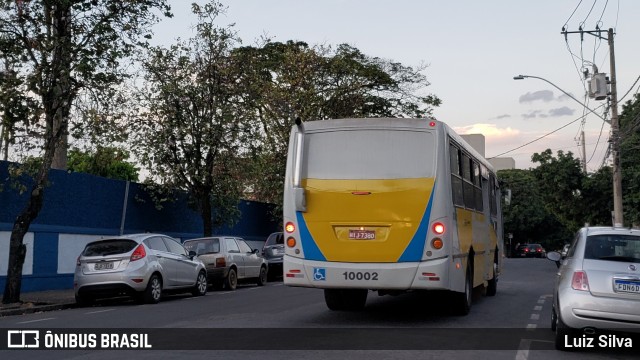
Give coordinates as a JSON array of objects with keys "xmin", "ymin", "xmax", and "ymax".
[
  {"xmin": 265, "ymin": 233, "xmax": 284, "ymax": 246},
  {"xmin": 83, "ymin": 239, "xmax": 138, "ymax": 256},
  {"xmin": 183, "ymin": 239, "xmax": 220, "ymax": 255},
  {"xmin": 585, "ymin": 234, "xmax": 640, "ymax": 262}
]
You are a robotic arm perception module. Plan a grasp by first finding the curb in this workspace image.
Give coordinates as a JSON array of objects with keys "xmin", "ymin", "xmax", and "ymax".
[{"xmin": 0, "ymin": 303, "xmax": 76, "ymax": 317}]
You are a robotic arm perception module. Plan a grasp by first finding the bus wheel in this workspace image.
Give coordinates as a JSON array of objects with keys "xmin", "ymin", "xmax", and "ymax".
[
  {"xmin": 486, "ymin": 262, "xmax": 497, "ymax": 297},
  {"xmin": 324, "ymin": 289, "xmax": 367, "ymax": 311},
  {"xmin": 453, "ymin": 264, "xmax": 472, "ymax": 316}
]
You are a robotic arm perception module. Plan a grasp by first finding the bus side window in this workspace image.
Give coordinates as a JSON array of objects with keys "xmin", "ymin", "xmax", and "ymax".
[
  {"xmin": 462, "ymin": 154, "xmax": 475, "ymax": 210},
  {"xmin": 450, "ymin": 143, "xmax": 464, "ymax": 207},
  {"xmin": 473, "ymin": 161, "xmax": 483, "ymax": 212}
]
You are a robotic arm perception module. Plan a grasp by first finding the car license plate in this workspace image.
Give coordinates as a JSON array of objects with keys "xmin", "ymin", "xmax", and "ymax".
[
  {"xmin": 94, "ymin": 262, "xmax": 114, "ymax": 270},
  {"xmin": 349, "ymin": 229, "xmax": 376, "ymax": 240},
  {"xmin": 614, "ymin": 280, "xmax": 640, "ymax": 294}
]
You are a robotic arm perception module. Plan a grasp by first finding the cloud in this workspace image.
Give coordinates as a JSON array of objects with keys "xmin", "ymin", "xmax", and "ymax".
[
  {"xmin": 519, "ymin": 90, "xmax": 554, "ymax": 103},
  {"xmin": 522, "ymin": 110, "xmax": 542, "ymax": 119},
  {"xmin": 557, "ymin": 93, "xmax": 574, "ymax": 102},
  {"xmin": 548, "ymin": 106, "xmax": 574, "ymax": 117},
  {"xmin": 495, "ymin": 114, "xmax": 511, "ymax": 119},
  {"xmin": 453, "ymin": 123, "xmax": 520, "ymax": 140}
]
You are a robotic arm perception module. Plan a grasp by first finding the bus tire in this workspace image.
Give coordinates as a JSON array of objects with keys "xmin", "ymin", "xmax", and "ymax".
[
  {"xmin": 324, "ymin": 289, "xmax": 367, "ymax": 311},
  {"xmin": 486, "ymin": 263, "xmax": 497, "ymax": 297},
  {"xmin": 453, "ymin": 264, "xmax": 472, "ymax": 316}
]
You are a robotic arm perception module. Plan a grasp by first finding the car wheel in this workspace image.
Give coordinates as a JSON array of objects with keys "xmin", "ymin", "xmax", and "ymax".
[
  {"xmin": 192, "ymin": 271, "xmax": 207, "ymax": 296},
  {"xmin": 256, "ymin": 266, "xmax": 267, "ymax": 286},
  {"xmin": 143, "ymin": 274, "xmax": 162, "ymax": 304},
  {"xmin": 453, "ymin": 262, "xmax": 473, "ymax": 315},
  {"xmin": 554, "ymin": 309, "xmax": 575, "ymax": 351},
  {"xmin": 486, "ymin": 263, "xmax": 497, "ymax": 297},
  {"xmin": 225, "ymin": 268, "xmax": 237, "ymax": 290},
  {"xmin": 75, "ymin": 294, "xmax": 94, "ymax": 307}
]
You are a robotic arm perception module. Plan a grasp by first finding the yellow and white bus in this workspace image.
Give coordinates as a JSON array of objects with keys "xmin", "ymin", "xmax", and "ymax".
[{"xmin": 282, "ymin": 118, "xmax": 503, "ymax": 314}]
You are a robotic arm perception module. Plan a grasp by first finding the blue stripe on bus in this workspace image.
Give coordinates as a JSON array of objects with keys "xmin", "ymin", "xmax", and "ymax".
[
  {"xmin": 296, "ymin": 212, "xmax": 327, "ymax": 261},
  {"xmin": 397, "ymin": 186, "xmax": 435, "ymax": 262}
]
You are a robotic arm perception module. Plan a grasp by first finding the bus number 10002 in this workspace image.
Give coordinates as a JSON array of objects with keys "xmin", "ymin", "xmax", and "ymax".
[{"xmin": 342, "ymin": 271, "xmax": 378, "ymax": 281}]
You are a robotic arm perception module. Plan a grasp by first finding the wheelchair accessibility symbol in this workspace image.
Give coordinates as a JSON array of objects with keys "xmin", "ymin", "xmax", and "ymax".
[{"xmin": 313, "ymin": 268, "xmax": 326, "ymax": 281}]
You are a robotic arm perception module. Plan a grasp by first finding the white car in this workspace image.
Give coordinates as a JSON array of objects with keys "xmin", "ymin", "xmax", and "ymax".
[{"xmin": 548, "ymin": 227, "xmax": 640, "ymax": 350}]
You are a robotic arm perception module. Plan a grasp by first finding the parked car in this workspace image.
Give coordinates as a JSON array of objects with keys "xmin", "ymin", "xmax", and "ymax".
[
  {"xmin": 515, "ymin": 243, "xmax": 546, "ymax": 258},
  {"xmin": 547, "ymin": 226, "xmax": 640, "ymax": 350},
  {"xmin": 183, "ymin": 236, "xmax": 268, "ymax": 290},
  {"xmin": 74, "ymin": 234, "xmax": 207, "ymax": 305},
  {"xmin": 262, "ymin": 232, "xmax": 284, "ymax": 280}
]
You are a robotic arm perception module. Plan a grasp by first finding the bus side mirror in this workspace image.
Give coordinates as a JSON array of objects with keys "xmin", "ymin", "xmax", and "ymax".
[
  {"xmin": 294, "ymin": 187, "xmax": 307, "ymax": 212},
  {"xmin": 504, "ymin": 189, "xmax": 512, "ymax": 206}
]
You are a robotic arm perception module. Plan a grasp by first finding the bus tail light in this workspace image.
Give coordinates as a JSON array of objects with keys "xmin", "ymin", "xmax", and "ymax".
[
  {"xmin": 432, "ymin": 222, "xmax": 445, "ymax": 235},
  {"xmin": 431, "ymin": 238, "xmax": 444, "ymax": 250},
  {"xmin": 287, "ymin": 237, "xmax": 297, "ymax": 248},
  {"xmin": 285, "ymin": 222, "xmax": 296, "ymax": 233}
]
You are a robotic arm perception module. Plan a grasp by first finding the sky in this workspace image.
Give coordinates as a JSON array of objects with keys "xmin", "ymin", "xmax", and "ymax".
[{"xmin": 152, "ymin": 0, "xmax": 640, "ymax": 170}]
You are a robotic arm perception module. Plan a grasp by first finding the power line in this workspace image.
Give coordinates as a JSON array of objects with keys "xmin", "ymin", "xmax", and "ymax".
[
  {"xmin": 564, "ymin": 0, "xmax": 584, "ymax": 28},
  {"xmin": 487, "ymin": 105, "xmax": 605, "ymax": 158}
]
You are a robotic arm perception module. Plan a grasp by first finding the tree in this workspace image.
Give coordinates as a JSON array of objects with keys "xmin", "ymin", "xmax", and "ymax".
[
  {"xmin": 531, "ymin": 149, "xmax": 584, "ymax": 232},
  {"xmin": 68, "ymin": 146, "xmax": 139, "ymax": 181},
  {"xmin": 0, "ymin": 0, "xmax": 171, "ymax": 304},
  {"xmin": 619, "ymin": 93, "xmax": 640, "ymax": 226},
  {"xmin": 132, "ymin": 1, "xmax": 245, "ymax": 236},
  {"xmin": 232, "ymin": 40, "xmax": 441, "ymax": 219}
]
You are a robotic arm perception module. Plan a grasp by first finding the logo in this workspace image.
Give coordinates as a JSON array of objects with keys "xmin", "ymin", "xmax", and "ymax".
[
  {"xmin": 7, "ymin": 330, "xmax": 40, "ymax": 348},
  {"xmin": 630, "ymin": 264, "xmax": 637, "ymax": 271},
  {"xmin": 313, "ymin": 268, "xmax": 326, "ymax": 281}
]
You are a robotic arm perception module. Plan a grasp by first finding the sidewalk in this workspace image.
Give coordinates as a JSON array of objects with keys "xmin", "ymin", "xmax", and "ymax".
[{"xmin": 0, "ymin": 288, "xmax": 76, "ymax": 317}]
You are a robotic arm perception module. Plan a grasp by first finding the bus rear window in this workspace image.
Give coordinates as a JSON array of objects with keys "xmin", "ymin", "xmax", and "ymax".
[{"xmin": 302, "ymin": 129, "xmax": 435, "ymax": 179}]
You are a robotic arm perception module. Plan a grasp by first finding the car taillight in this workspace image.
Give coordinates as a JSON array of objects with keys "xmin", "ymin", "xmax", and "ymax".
[
  {"xmin": 130, "ymin": 244, "xmax": 146, "ymax": 261},
  {"xmin": 215, "ymin": 257, "xmax": 226, "ymax": 267},
  {"xmin": 76, "ymin": 256, "xmax": 81, "ymax": 267},
  {"xmin": 524, "ymin": 248, "xmax": 529, "ymax": 252},
  {"xmin": 571, "ymin": 270, "xmax": 590, "ymax": 291},
  {"xmin": 537, "ymin": 248, "xmax": 542, "ymax": 252}
]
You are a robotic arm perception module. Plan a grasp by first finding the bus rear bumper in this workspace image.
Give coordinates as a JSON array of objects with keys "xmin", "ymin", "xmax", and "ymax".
[{"xmin": 283, "ymin": 255, "xmax": 453, "ymax": 290}]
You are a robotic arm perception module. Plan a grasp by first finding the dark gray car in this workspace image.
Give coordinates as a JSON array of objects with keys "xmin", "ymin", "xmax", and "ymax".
[{"xmin": 262, "ymin": 232, "xmax": 284, "ymax": 280}]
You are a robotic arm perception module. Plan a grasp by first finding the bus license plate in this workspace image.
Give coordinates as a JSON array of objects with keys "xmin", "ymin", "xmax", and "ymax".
[
  {"xmin": 349, "ymin": 230, "xmax": 375, "ymax": 240},
  {"xmin": 95, "ymin": 262, "xmax": 114, "ymax": 270},
  {"xmin": 614, "ymin": 280, "xmax": 640, "ymax": 294}
]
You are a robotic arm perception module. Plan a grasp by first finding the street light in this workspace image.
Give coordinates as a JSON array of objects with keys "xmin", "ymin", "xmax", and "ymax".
[
  {"xmin": 513, "ymin": 75, "xmax": 609, "ymax": 124},
  {"xmin": 513, "ymin": 73, "xmax": 623, "ymax": 227}
]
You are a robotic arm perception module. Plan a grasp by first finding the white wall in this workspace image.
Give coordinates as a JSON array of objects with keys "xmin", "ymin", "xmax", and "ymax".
[
  {"xmin": 57, "ymin": 234, "xmax": 111, "ymax": 274},
  {"xmin": 0, "ymin": 232, "xmax": 34, "ymax": 276}
]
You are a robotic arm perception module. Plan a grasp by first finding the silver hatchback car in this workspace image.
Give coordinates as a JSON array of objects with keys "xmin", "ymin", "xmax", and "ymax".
[
  {"xmin": 74, "ymin": 233, "xmax": 207, "ymax": 305},
  {"xmin": 548, "ymin": 227, "xmax": 640, "ymax": 350},
  {"xmin": 183, "ymin": 236, "xmax": 268, "ymax": 290}
]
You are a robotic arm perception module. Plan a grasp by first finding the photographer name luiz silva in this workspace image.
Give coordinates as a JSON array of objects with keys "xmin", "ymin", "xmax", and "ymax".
[
  {"xmin": 7, "ymin": 330, "xmax": 152, "ymax": 349},
  {"xmin": 564, "ymin": 334, "xmax": 634, "ymax": 349}
]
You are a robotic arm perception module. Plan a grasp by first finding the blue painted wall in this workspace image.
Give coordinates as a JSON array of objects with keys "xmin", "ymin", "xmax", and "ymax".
[{"xmin": 0, "ymin": 161, "xmax": 279, "ymax": 293}]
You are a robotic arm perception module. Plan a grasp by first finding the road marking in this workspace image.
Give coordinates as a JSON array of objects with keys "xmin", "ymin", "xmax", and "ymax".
[
  {"xmin": 85, "ymin": 309, "xmax": 116, "ymax": 315},
  {"xmin": 530, "ymin": 314, "xmax": 540, "ymax": 320},
  {"xmin": 533, "ymin": 305, "xmax": 542, "ymax": 311},
  {"xmin": 537, "ymin": 299, "xmax": 545, "ymax": 304},
  {"xmin": 16, "ymin": 318, "xmax": 55, "ymax": 324},
  {"xmin": 526, "ymin": 324, "xmax": 537, "ymax": 330},
  {"xmin": 515, "ymin": 339, "xmax": 531, "ymax": 360}
]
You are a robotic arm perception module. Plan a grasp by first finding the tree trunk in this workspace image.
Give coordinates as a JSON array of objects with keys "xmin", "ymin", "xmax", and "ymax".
[
  {"xmin": 2, "ymin": 2, "xmax": 72, "ymax": 304},
  {"xmin": 201, "ymin": 193, "xmax": 213, "ymax": 237}
]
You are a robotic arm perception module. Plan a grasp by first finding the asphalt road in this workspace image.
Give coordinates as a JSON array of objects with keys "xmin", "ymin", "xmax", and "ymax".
[{"xmin": 0, "ymin": 258, "xmax": 636, "ymax": 360}]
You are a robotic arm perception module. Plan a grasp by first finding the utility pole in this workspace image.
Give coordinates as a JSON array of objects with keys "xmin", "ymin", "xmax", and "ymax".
[{"xmin": 561, "ymin": 27, "xmax": 623, "ymax": 226}]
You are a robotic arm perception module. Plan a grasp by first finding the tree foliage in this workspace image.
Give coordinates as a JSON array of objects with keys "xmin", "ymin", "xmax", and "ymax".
[
  {"xmin": 131, "ymin": 1, "xmax": 244, "ymax": 236},
  {"xmin": 68, "ymin": 146, "xmax": 139, "ymax": 181},
  {"xmin": 620, "ymin": 93, "xmax": 640, "ymax": 226}
]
